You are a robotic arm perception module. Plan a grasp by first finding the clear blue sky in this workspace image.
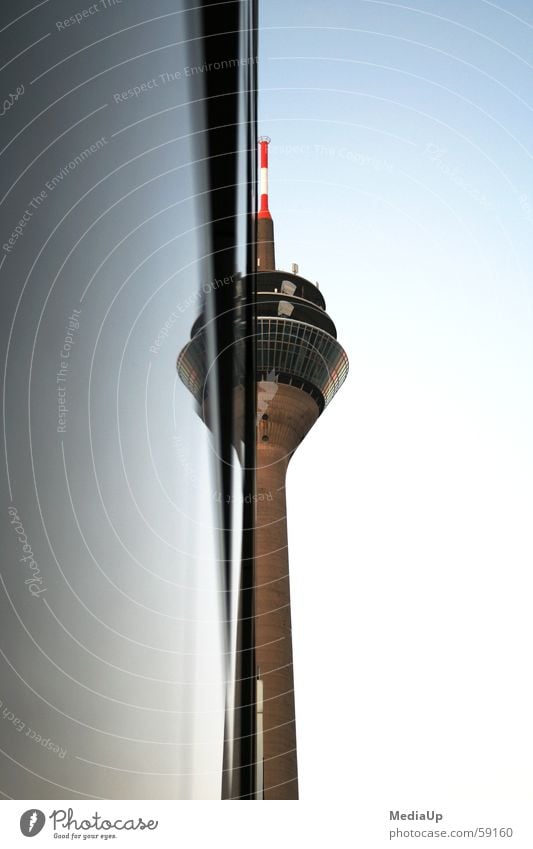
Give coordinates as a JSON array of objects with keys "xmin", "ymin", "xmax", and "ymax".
[{"xmin": 259, "ymin": 0, "xmax": 533, "ymax": 813}]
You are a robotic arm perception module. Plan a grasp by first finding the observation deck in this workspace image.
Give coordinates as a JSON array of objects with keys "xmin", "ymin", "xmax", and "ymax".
[{"xmin": 177, "ymin": 269, "xmax": 348, "ymax": 413}]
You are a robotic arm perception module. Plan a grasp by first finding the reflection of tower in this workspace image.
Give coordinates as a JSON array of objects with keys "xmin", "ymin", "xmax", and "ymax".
[{"xmin": 177, "ymin": 138, "xmax": 348, "ymax": 799}]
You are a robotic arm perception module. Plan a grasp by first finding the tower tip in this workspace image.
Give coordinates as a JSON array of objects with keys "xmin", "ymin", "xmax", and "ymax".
[
  {"xmin": 258, "ymin": 137, "xmax": 272, "ymax": 221},
  {"xmin": 257, "ymin": 136, "xmax": 275, "ymax": 269}
]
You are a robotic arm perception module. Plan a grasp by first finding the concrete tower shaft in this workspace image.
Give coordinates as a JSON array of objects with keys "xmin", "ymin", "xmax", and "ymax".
[{"xmin": 254, "ymin": 381, "xmax": 319, "ymax": 798}]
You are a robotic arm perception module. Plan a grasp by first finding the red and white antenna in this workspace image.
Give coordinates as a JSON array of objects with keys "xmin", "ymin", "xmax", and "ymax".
[
  {"xmin": 258, "ymin": 136, "xmax": 271, "ymax": 220},
  {"xmin": 257, "ymin": 135, "xmax": 275, "ymax": 269}
]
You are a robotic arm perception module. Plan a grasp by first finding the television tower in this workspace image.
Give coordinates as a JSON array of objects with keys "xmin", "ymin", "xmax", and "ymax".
[{"xmin": 177, "ymin": 137, "xmax": 349, "ymax": 799}]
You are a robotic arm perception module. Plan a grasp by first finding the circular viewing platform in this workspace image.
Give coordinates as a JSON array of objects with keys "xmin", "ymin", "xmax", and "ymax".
[{"xmin": 177, "ymin": 270, "xmax": 349, "ymax": 412}]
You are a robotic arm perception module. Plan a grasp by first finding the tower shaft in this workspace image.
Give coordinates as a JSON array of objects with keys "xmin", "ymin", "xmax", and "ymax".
[{"xmin": 255, "ymin": 382, "xmax": 319, "ymax": 799}]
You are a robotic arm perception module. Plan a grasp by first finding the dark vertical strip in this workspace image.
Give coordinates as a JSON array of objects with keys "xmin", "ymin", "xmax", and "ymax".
[
  {"xmin": 196, "ymin": 0, "xmax": 258, "ymax": 800},
  {"xmin": 233, "ymin": 0, "xmax": 259, "ymax": 800},
  {"xmin": 196, "ymin": 1, "xmax": 240, "ymax": 799},
  {"xmin": 198, "ymin": 0, "xmax": 240, "ymax": 649}
]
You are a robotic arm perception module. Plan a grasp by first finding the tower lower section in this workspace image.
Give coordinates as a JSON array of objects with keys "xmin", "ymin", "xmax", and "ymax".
[{"xmin": 255, "ymin": 382, "xmax": 319, "ymax": 799}]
